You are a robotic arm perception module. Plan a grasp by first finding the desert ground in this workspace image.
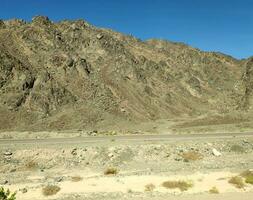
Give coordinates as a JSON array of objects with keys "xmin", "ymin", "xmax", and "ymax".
[{"xmin": 1, "ymin": 130, "xmax": 253, "ymax": 200}]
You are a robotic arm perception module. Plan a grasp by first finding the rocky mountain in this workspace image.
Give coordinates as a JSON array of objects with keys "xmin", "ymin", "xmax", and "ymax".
[{"xmin": 0, "ymin": 16, "xmax": 251, "ymax": 131}]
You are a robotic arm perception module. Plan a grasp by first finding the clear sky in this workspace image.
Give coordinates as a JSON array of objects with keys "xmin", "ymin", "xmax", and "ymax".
[{"xmin": 1, "ymin": 0, "xmax": 252, "ymax": 59}]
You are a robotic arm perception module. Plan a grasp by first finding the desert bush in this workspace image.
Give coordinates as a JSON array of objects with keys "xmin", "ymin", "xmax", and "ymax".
[
  {"xmin": 230, "ymin": 145, "xmax": 245, "ymax": 153},
  {"xmin": 209, "ymin": 186, "xmax": 219, "ymax": 194},
  {"xmin": 42, "ymin": 185, "xmax": 61, "ymax": 196},
  {"xmin": 162, "ymin": 180, "xmax": 193, "ymax": 191},
  {"xmin": 0, "ymin": 187, "xmax": 16, "ymax": 200},
  {"xmin": 104, "ymin": 167, "xmax": 118, "ymax": 175},
  {"xmin": 144, "ymin": 183, "xmax": 155, "ymax": 192},
  {"xmin": 25, "ymin": 160, "xmax": 38, "ymax": 170},
  {"xmin": 245, "ymin": 176, "xmax": 253, "ymax": 184},
  {"xmin": 241, "ymin": 170, "xmax": 253, "ymax": 185},
  {"xmin": 228, "ymin": 176, "xmax": 245, "ymax": 188},
  {"xmin": 71, "ymin": 176, "xmax": 83, "ymax": 182},
  {"xmin": 181, "ymin": 151, "xmax": 203, "ymax": 162}
]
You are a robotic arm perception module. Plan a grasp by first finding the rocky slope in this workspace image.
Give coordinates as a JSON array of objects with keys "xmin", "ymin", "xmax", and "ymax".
[{"xmin": 0, "ymin": 16, "xmax": 251, "ymax": 131}]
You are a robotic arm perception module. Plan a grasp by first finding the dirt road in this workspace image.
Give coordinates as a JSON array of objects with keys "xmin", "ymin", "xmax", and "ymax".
[{"xmin": 0, "ymin": 132, "xmax": 252, "ymax": 146}]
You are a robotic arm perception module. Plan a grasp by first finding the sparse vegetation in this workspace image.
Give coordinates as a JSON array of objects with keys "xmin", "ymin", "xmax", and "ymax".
[
  {"xmin": 25, "ymin": 160, "xmax": 38, "ymax": 170},
  {"xmin": 145, "ymin": 183, "xmax": 156, "ymax": 192},
  {"xmin": 127, "ymin": 189, "xmax": 133, "ymax": 193},
  {"xmin": 228, "ymin": 176, "xmax": 245, "ymax": 189},
  {"xmin": 0, "ymin": 187, "xmax": 16, "ymax": 200},
  {"xmin": 162, "ymin": 180, "xmax": 193, "ymax": 191},
  {"xmin": 241, "ymin": 170, "xmax": 253, "ymax": 185},
  {"xmin": 42, "ymin": 185, "xmax": 61, "ymax": 196},
  {"xmin": 0, "ymin": 17, "xmax": 251, "ymax": 132},
  {"xmin": 181, "ymin": 151, "xmax": 203, "ymax": 162},
  {"xmin": 209, "ymin": 186, "xmax": 219, "ymax": 194},
  {"xmin": 230, "ymin": 145, "xmax": 245, "ymax": 153},
  {"xmin": 245, "ymin": 176, "xmax": 253, "ymax": 185},
  {"xmin": 104, "ymin": 167, "xmax": 118, "ymax": 175},
  {"xmin": 71, "ymin": 176, "xmax": 83, "ymax": 182}
]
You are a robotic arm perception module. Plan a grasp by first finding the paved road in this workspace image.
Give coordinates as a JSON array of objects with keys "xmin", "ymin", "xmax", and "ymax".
[{"xmin": 0, "ymin": 132, "xmax": 252, "ymax": 146}]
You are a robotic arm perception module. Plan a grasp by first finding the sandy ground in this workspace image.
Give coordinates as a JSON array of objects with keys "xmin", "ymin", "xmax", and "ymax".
[
  {"xmin": 1, "ymin": 134, "xmax": 253, "ymax": 200},
  {"xmin": 6, "ymin": 171, "xmax": 253, "ymax": 200}
]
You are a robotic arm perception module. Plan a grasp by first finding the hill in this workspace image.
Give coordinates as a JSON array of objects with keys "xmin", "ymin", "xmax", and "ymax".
[{"xmin": 0, "ymin": 16, "xmax": 252, "ymax": 132}]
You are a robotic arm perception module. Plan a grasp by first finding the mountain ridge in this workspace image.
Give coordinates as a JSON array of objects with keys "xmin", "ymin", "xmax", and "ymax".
[{"xmin": 0, "ymin": 16, "xmax": 252, "ymax": 131}]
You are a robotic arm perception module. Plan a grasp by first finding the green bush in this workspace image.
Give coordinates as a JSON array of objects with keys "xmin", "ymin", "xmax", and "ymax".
[
  {"xmin": 241, "ymin": 170, "xmax": 253, "ymax": 185},
  {"xmin": 0, "ymin": 187, "xmax": 16, "ymax": 200}
]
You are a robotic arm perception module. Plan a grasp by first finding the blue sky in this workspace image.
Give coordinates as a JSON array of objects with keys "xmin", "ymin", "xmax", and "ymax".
[{"xmin": 1, "ymin": 0, "xmax": 252, "ymax": 59}]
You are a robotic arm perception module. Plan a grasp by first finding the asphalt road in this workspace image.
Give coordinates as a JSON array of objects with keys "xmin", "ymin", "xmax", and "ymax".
[{"xmin": 0, "ymin": 132, "xmax": 252, "ymax": 146}]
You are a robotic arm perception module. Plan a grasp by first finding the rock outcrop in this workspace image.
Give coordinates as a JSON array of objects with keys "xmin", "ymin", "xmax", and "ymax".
[{"xmin": 0, "ymin": 16, "xmax": 251, "ymax": 131}]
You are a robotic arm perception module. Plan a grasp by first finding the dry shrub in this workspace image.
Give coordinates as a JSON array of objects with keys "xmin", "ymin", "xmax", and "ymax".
[
  {"xmin": 230, "ymin": 145, "xmax": 245, "ymax": 153},
  {"xmin": 42, "ymin": 185, "xmax": 61, "ymax": 196},
  {"xmin": 181, "ymin": 151, "xmax": 203, "ymax": 162},
  {"xmin": 25, "ymin": 160, "xmax": 38, "ymax": 170},
  {"xmin": 71, "ymin": 176, "xmax": 83, "ymax": 182},
  {"xmin": 228, "ymin": 176, "xmax": 245, "ymax": 189},
  {"xmin": 145, "ymin": 183, "xmax": 155, "ymax": 192},
  {"xmin": 241, "ymin": 170, "xmax": 253, "ymax": 185},
  {"xmin": 162, "ymin": 180, "xmax": 193, "ymax": 191},
  {"xmin": 209, "ymin": 186, "xmax": 219, "ymax": 194},
  {"xmin": 104, "ymin": 167, "xmax": 118, "ymax": 175},
  {"xmin": 245, "ymin": 176, "xmax": 253, "ymax": 185}
]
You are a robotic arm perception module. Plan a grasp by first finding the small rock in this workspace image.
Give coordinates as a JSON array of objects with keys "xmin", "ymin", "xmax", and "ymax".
[
  {"xmin": 212, "ymin": 148, "xmax": 222, "ymax": 157},
  {"xmin": 243, "ymin": 139, "xmax": 249, "ymax": 144},
  {"xmin": 20, "ymin": 188, "xmax": 28, "ymax": 193},
  {"xmin": 120, "ymin": 108, "xmax": 126, "ymax": 112},
  {"xmin": 174, "ymin": 157, "xmax": 182, "ymax": 161},
  {"xmin": 96, "ymin": 34, "xmax": 103, "ymax": 40},
  {"xmin": 108, "ymin": 153, "xmax": 114, "ymax": 158},
  {"xmin": 10, "ymin": 168, "xmax": 16, "ymax": 173},
  {"xmin": 66, "ymin": 58, "xmax": 74, "ymax": 67},
  {"xmin": 91, "ymin": 132, "xmax": 97, "ymax": 136},
  {"xmin": 71, "ymin": 148, "xmax": 77, "ymax": 155},
  {"xmin": 0, "ymin": 180, "xmax": 8, "ymax": 185},
  {"xmin": 55, "ymin": 177, "xmax": 64, "ymax": 182},
  {"xmin": 88, "ymin": 130, "xmax": 98, "ymax": 136},
  {"xmin": 4, "ymin": 151, "xmax": 12, "ymax": 156}
]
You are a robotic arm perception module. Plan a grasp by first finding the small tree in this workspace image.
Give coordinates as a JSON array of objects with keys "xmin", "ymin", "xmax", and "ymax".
[{"xmin": 0, "ymin": 187, "xmax": 16, "ymax": 200}]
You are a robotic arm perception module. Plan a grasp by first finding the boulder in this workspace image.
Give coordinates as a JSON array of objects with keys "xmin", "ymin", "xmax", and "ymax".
[
  {"xmin": 96, "ymin": 34, "xmax": 104, "ymax": 40},
  {"xmin": 212, "ymin": 148, "xmax": 222, "ymax": 157}
]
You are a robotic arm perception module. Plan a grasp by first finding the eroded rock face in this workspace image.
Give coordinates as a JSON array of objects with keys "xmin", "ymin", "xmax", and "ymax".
[
  {"xmin": 240, "ymin": 58, "xmax": 253, "ymax": 110},
  {"xmin": 0, "ymin": 16, "xmax": 251, "ymax": 130},
  {"xmin": 32, "ymin": 15, "xmax": 52, "ymax": 26},
  {"xmin": 4, "ymin": 19, "xmax": 26, "ymax": 27},
  {"xmin": 0, "ymin": 20, "xmax": 5, "ymax": 28}
]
